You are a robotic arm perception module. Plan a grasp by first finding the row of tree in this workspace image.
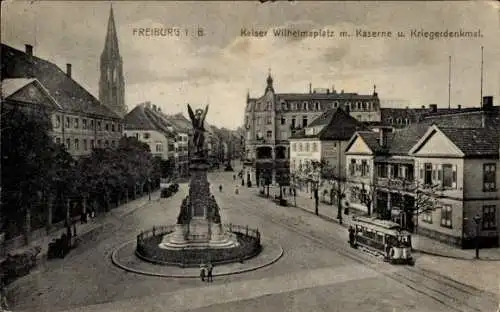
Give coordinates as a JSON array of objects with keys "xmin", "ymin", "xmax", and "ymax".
[
  {"xmin": 1, "ymin": 106, "xmax": 173, "ymax": 239},
  {"xmin": 294, "ymin": 159, "xmax": 439, "ymax": 231}
]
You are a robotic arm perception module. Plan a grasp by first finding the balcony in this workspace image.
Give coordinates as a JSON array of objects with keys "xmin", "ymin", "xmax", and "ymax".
[{"xmin": 376, "ymin": 177, "xmax": 416, "ymax": 192}]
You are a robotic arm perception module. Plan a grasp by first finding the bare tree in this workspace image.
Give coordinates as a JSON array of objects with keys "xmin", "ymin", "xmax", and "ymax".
[{"xmin": 351, "ymin": 182, "xmax": 377, "ymax": 216}]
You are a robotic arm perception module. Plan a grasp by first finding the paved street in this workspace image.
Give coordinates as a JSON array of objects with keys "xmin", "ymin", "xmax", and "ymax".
[{"xmin": 7, "ymin": 168, "xmax": 498, "ymax": 312}]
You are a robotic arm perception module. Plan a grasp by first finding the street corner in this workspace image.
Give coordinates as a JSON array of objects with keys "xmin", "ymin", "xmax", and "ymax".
[{"xmin": 110, "ymin": 238, "xmax": 284, "ymax": 278}]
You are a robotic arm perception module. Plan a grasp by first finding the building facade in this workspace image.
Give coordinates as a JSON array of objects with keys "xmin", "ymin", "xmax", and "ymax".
[
  {"xmin": 1, "ymin": 44, "xmax": 123, "ymax": 158},
  {"xmin": 99, "ymin": 5, "xmax": 126, "ymax": 117},
  {"xmin": 243, "ymin": 72, "xmax": 381, "ymax": 186}
]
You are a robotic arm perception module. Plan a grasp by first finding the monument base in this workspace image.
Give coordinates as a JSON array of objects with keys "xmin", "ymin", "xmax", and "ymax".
[{"xmin": 158, "ymin": 222, "xmax": 239, "ymax": 250}]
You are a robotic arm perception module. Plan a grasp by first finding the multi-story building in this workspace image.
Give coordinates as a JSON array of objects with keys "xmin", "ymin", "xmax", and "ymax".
[
  {"xmin": 344, "ymin": 101, "xmax": 500, "ymax": 248},
  {"xmin": 1, "ymin": 43, "xmax": 123, "ymax": 158},
  {"xmin": 243, "ymin": 72, "xmax": 381, "ymax": 186},
  {"xmin": 289, "ymin": 108, "xmax": 368, "ymax": 191},
  {"xmin": 99, "ymin": 5, "xmax": 127, "ymax": 117},
  {"xmin": 123, "ymin": 103, "xmax": 176, "ymax": 161}
]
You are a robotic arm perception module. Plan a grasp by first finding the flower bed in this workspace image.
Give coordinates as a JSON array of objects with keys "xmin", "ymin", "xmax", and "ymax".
[{"xmin": 135, "ymin": 224, "xmax": 262, "ymax": 267}]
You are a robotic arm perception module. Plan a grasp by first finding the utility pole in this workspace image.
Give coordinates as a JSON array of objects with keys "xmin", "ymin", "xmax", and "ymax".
[
  {"xmin": 448, "ymin": 55, "xmax": 452, "ymax": 109},
  {"xmin": 480, "ymin": 46, "xmax": 484, "ymax": 108}
]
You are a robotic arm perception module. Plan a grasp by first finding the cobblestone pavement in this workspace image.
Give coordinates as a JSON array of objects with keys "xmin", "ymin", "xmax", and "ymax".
[{"xmin": 7, "ymin": 168, "xmax": 499, "ymax": 312}]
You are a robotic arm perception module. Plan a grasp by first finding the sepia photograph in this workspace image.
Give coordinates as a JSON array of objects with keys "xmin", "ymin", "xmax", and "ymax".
[{"xmin": 0, "ymin": 1, "xmax": 499, "ymax": 311}]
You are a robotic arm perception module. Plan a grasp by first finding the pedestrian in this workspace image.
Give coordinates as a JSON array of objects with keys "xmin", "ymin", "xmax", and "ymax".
[
  {"xmin": 0, "ymin": 278, "xmax": 10, "ymax": 312},
  {"xmin": 219, "ymin": 185, "xmax": 223, "ymax": 192},
  {"xmin": 207, "ymin": 262, "xmax": 213, "ymax": 282},
  {"xmin": 348, "ymin": 226, "xmax": 355, "ymax": 247},
  {"xmin": 233, "ymin": 174, "xmax": 236, "ymax": 181},
  {"xmin": 199, "ymin": 264, "xmax": 206, "ymax": 282}
]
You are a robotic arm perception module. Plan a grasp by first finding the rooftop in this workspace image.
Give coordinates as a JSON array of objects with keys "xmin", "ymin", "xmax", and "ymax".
[{"xmin": 1, "ymin": 44, "xmax": 120, "ymax": 119}]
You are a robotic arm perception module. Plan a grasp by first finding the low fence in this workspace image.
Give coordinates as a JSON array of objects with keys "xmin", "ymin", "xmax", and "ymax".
[{"xmin": 136, "ymin": 223, "xmax": 262, "ymax": 267}]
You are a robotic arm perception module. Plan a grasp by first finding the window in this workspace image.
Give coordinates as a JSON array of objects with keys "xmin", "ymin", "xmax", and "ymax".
[
  {"xmin": 332, "ymin": 101, "xmax": 339, "ymax": 108},
  {"xmin": 442, "ymin": 164, "xmax": 454, "ymax": 188},
  {"xmin": 440, "ymin": 204, "xmax": 452, "ymax": 228},
  {"xmin": 83, "ymin": 139, "xmax": 88, "ymax": 150},
  {"xmin": 90, "ymin": 140, "xmax": 94, "ymax": 148},
  {"xmin": 144, "ymin": 132, "xmax": 150, "ymax": 139},
  {"xmin": 54, "ymin": 115, "xmax": 61, "ymax": 128},
  {"xmin": 315, "ymin": 102, "xmax": 320, "ymax": 110},
  {"xmin": 422, "ymin": 211, "xmax": 432, "ymax": 223},
  {"xmin": 350, "ymin": 159, "xmax": 356, "ymax": 176},
  {"xmin": 305, "ymin": 143, "xmax": 310, "ymax": 152},
  {"xmin": 482, "ymin": 205, "xmax": 496, "ymax": 230},
  {"xmin": 483, "ymin": 163, "xmax": 496, "ymax": 192},
  {"xmin": 74, "ymin": 139, "xmax": 79, "ymax": 150},
  {"xmin": 361, "ymin": 160, "xmax": 368, "ymax": 176},
  {"xmin": 156, "ymin": 143, "xmax": 163, "ymax": 152},
  {"xmin": 74, "ymin": 118, "xmax": 79, "ymax": 129},
  {"xmin": 281, "ymin": 117, "xmax": 286, "ymax": 125},
  {"xmin": 105, "ymin": 123, "xmax": 109, "ymax": 131},
  {"xmin": 118, "ymin": 124, "xmax": 122, "ymax": 132},
  {"xmin": 66, "ymin": 138, "xmax": 71, "ymax": 150},
  {"xmin": 112, "ymin": 124, "xmax": 115, "ymax": 132},
  {"xmin": 105, "ymin": 140, "xmax": 109, "ymax": 147},
  {"xmin": 266, "ymin": 116, "xmax": 272, "ymax": 124},
  {"xmin": 97, "ymin": 139, "xmax": 102, "ymax": 147},
  {"xmin": 302, "ymin": 116, "xmax": 308, "ymax": 127},
  {"xmin": 424, "ymin": 163, "xmax": 433, "ymax": 185},
  {"xmin": 291, "ymin": 117, "xmax": 296, "ymax": 128},
  {"xmin": 56, "ymin": 137, "xmax": 61, "ymax": 145},
  {"xmin": 90, "ymin": 120, "xmax": 94, "ymax": 129},
  {"xmin": 311, "ymin": 142, "xmax": 317, "ymax": 152},
  {"xmin": 97, "ymin": 121, "xmax": 102, "ymax": 131},
  {"xmin": 291, "ymin": 102, "xmax": 297, "ymax": 110},
  {"xmin": 298, "ymin": 143, "xmax": 303, "ymax": 152},
  {"xmin": 291, "ymin": 143, "xmax": 296, "ymax": 152},
  {"xmin": 302, "ymin": 102, "xmax": 308, "ymax": 110},
  {"xmin": 266, "ymin": 130, "xmax": 272, "ymax": 138},
  {"xmin": 111, "ymin": 140, "xmax": 115, "ymax": 147},
  {"xmin": 82, "ymin": 119, "xmax": 87, "ymax": 129},
  {"xmin": 65, "ymin": 117, "xmax": 70, "ymax": 128},
  {"xmin": 377, "ymin": 163, "xmax": 387, "ymax": 178},
  {"xmin": 266, "ymin": 101, "xmax": 272, "ymax": 110}
]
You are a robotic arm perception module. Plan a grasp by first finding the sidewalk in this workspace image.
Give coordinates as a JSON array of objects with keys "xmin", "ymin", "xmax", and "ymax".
[
  {"xmin": 263, "ymin": 187, "xmax": 500, "ymax": 261},
  {"xmin": 2, "ymin": 190, "xmax": 160, "ymax": 267}
]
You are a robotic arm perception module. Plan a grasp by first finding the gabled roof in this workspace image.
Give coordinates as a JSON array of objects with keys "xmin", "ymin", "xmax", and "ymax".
[
  {"xmin": 290, "ymin": 108, "xmax": 369, "ymax": 141},
  {"xmin": 124, "ymin": 104, "xmax": 176, "ymax": 138},
  {"xmin": 1, "ymin": 44, "xmax": 120, "ymax": 119},
  {"xmin": 1, "ymin": 78, "xmax": 63, "ymax": 110},
  {"xmin": 344, "ymin": 131, "xmax": 380, "ymax": 155},
  {"xmin": 409, "ymin": 124, "xmax": 500, "ymax": 157},
  {"xmin": 388, "ymin": 124, "xmax": 430, "ymax": 155}
]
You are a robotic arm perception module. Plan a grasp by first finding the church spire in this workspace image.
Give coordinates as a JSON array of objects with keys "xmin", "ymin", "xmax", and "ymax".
[
  {"xmin": 103, "ymin": 4, "xmax": 120, "ymax": 57},
  {"xmin": 99, "ymin": 3, "xmax": 126, "ymax": 117},
  {"xmin": 265, "ymin": 68, "xmax": 274, "ymax": 92}
]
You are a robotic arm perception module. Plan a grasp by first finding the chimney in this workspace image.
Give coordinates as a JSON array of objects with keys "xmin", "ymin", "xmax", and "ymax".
[
  {"xmin": 421, "ymin": 105, "xmax": 425, "ymax": 109},
  {"xmin": 429, "ymin": 104, "xmax": 438, "ymax": 112},
  {"xmin": 326, "ymin": 89, "xmax": 330, "ymax": 94},
  {"xmin": 66, "ymin": 63, "xmax": 72, "ymax": 78},
  {"xmin": 25, "ymin": 44, "xmax": 33, "ymax": 56},
  {"xmin": 457, "ymin": 104, "xmax": 461, "ymax": 109},
  {"xmin": 153, "ymin": 104, "xmax": 157, "ymax": 111},
  {"xmin": 309, "ymin": 83, "xmax": 312, "ymax": 94},
  {"xmin": 482, "ymin": 96, "xmax": 493, "ymax": 110}
]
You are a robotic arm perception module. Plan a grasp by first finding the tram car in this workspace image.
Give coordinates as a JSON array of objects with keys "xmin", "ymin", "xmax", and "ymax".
[{"xmin": 348, "ymin": 216, "xmax": 414, "ymax": 265}]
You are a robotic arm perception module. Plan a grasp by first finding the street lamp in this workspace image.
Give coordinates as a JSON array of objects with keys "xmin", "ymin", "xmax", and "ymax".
[
  {"xmin": 473, "ymin": 214, "xmax": 481, "ymax": 259},
  {"xmin": 148, "ymin": 177, "xmax": 152, "ymax": 201}
]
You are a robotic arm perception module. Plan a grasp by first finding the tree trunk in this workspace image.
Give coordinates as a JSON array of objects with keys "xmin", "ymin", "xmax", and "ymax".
[
  {"xmin": 46, "ymin": 194, "xmax": 54, "ymax": 231},
  {"xmin": 125, "ymin": 188, "xmax": 129, "ymax": 203},
  {"xmin": 25, "ymin": 204, "xmax": 31, "ymax": 245}
]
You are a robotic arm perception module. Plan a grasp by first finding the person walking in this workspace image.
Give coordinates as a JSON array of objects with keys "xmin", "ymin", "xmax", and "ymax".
[
  {"xmin": 219, "ymin": 185, "xmax": 223, "ymax": 192},
  {"xmin": 199, "ymin": 264, "xmax": 206, "ymax": 282},
  {"xmin": 207, "ymin": 262, "xmax": 213, "ymax": 283}
]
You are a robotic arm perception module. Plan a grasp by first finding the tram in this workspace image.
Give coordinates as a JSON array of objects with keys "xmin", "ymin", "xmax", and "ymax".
[{"xmin": 348, "ymin": 216, "xmax": 414, "ymax": 265}]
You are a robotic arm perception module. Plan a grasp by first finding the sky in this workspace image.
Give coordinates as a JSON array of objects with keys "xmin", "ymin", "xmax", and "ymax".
[{"xmin": 2, "ymin": 1, "xmax": 499, "ymax": 129}]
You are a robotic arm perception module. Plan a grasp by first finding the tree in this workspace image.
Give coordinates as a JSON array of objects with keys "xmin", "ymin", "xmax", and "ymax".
[
  {"xmin": 1, "ymin": 106, "xmax": 55, "ymax": 238},
  {"xmin": 351, "ymin": 182, "xmax": 377, "ymax": 217}
]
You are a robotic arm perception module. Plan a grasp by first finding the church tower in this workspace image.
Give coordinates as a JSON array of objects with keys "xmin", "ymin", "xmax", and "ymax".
[{"xmin": 99, "ymin": 5, "xmax": 126, "ymax": 117}]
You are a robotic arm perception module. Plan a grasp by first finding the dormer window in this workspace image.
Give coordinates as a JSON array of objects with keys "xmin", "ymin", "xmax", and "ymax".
[
  {"xmin": 332, "ymin": 101, "xmax": 339, "ymax": 109},
  {"xmin": 302, "ymin": 102, "xmax": 308, "ymax": 111},
  {"xmin": 356, "ymin": 101, "xmax": 362, "ymax": 110},
  {"xmin": 315, "ymin": 102, "xmax": 320, "ymax": 110}
]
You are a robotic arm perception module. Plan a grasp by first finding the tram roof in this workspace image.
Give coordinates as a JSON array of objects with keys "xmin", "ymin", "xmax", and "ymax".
[{"xmin": 352, "ymin": 216, "xmax": 401, "ymax": 231}]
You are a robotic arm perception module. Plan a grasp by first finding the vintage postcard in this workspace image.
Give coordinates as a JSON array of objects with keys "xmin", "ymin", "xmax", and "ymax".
[{"xmin": 1, "ymin": 1, "xmax": 499, "ymax": 312}]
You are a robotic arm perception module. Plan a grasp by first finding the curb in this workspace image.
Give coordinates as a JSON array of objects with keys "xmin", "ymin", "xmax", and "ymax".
[
  {"xmin": 413, "ymin": 249, "xmax": 500, "ymax": 261},
  {"xmin": 111, "ymin": 240, "xmax": 284, "ymax": 278}
]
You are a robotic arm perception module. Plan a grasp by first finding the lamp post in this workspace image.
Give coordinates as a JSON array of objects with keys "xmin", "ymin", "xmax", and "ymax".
[
  {"xmin": 148, "ymin": 177, "xmax": 152, "ymax": 201},
  {"xmin": 473, "ymin": 214, "xmax": 481, "ymax": 259}
]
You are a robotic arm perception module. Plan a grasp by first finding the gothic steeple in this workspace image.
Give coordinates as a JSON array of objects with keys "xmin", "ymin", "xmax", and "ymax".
[
  {"xmin": 99, "ymin": 4, "xmax": 126, "ymax": 117},
  {"xmin": 265, "ymin": 68, "xmax": 274, "ymax": 93}
]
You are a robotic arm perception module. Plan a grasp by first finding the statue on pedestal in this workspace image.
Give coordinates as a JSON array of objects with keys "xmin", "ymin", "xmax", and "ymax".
[{"xmin": 187, "ymin": 104, "xmax": 209, "ymax": 157}]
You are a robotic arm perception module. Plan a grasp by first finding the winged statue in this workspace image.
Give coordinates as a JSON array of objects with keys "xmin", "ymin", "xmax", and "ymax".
[{"xmin": 187, "ymin": 104, "xmax": 209, "ymax": 156}]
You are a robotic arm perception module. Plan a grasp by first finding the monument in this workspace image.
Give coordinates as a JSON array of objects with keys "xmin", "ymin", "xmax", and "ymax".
[{"xmin": 159, "ymin": 104, "xmax": 239, "ymax": 250}]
